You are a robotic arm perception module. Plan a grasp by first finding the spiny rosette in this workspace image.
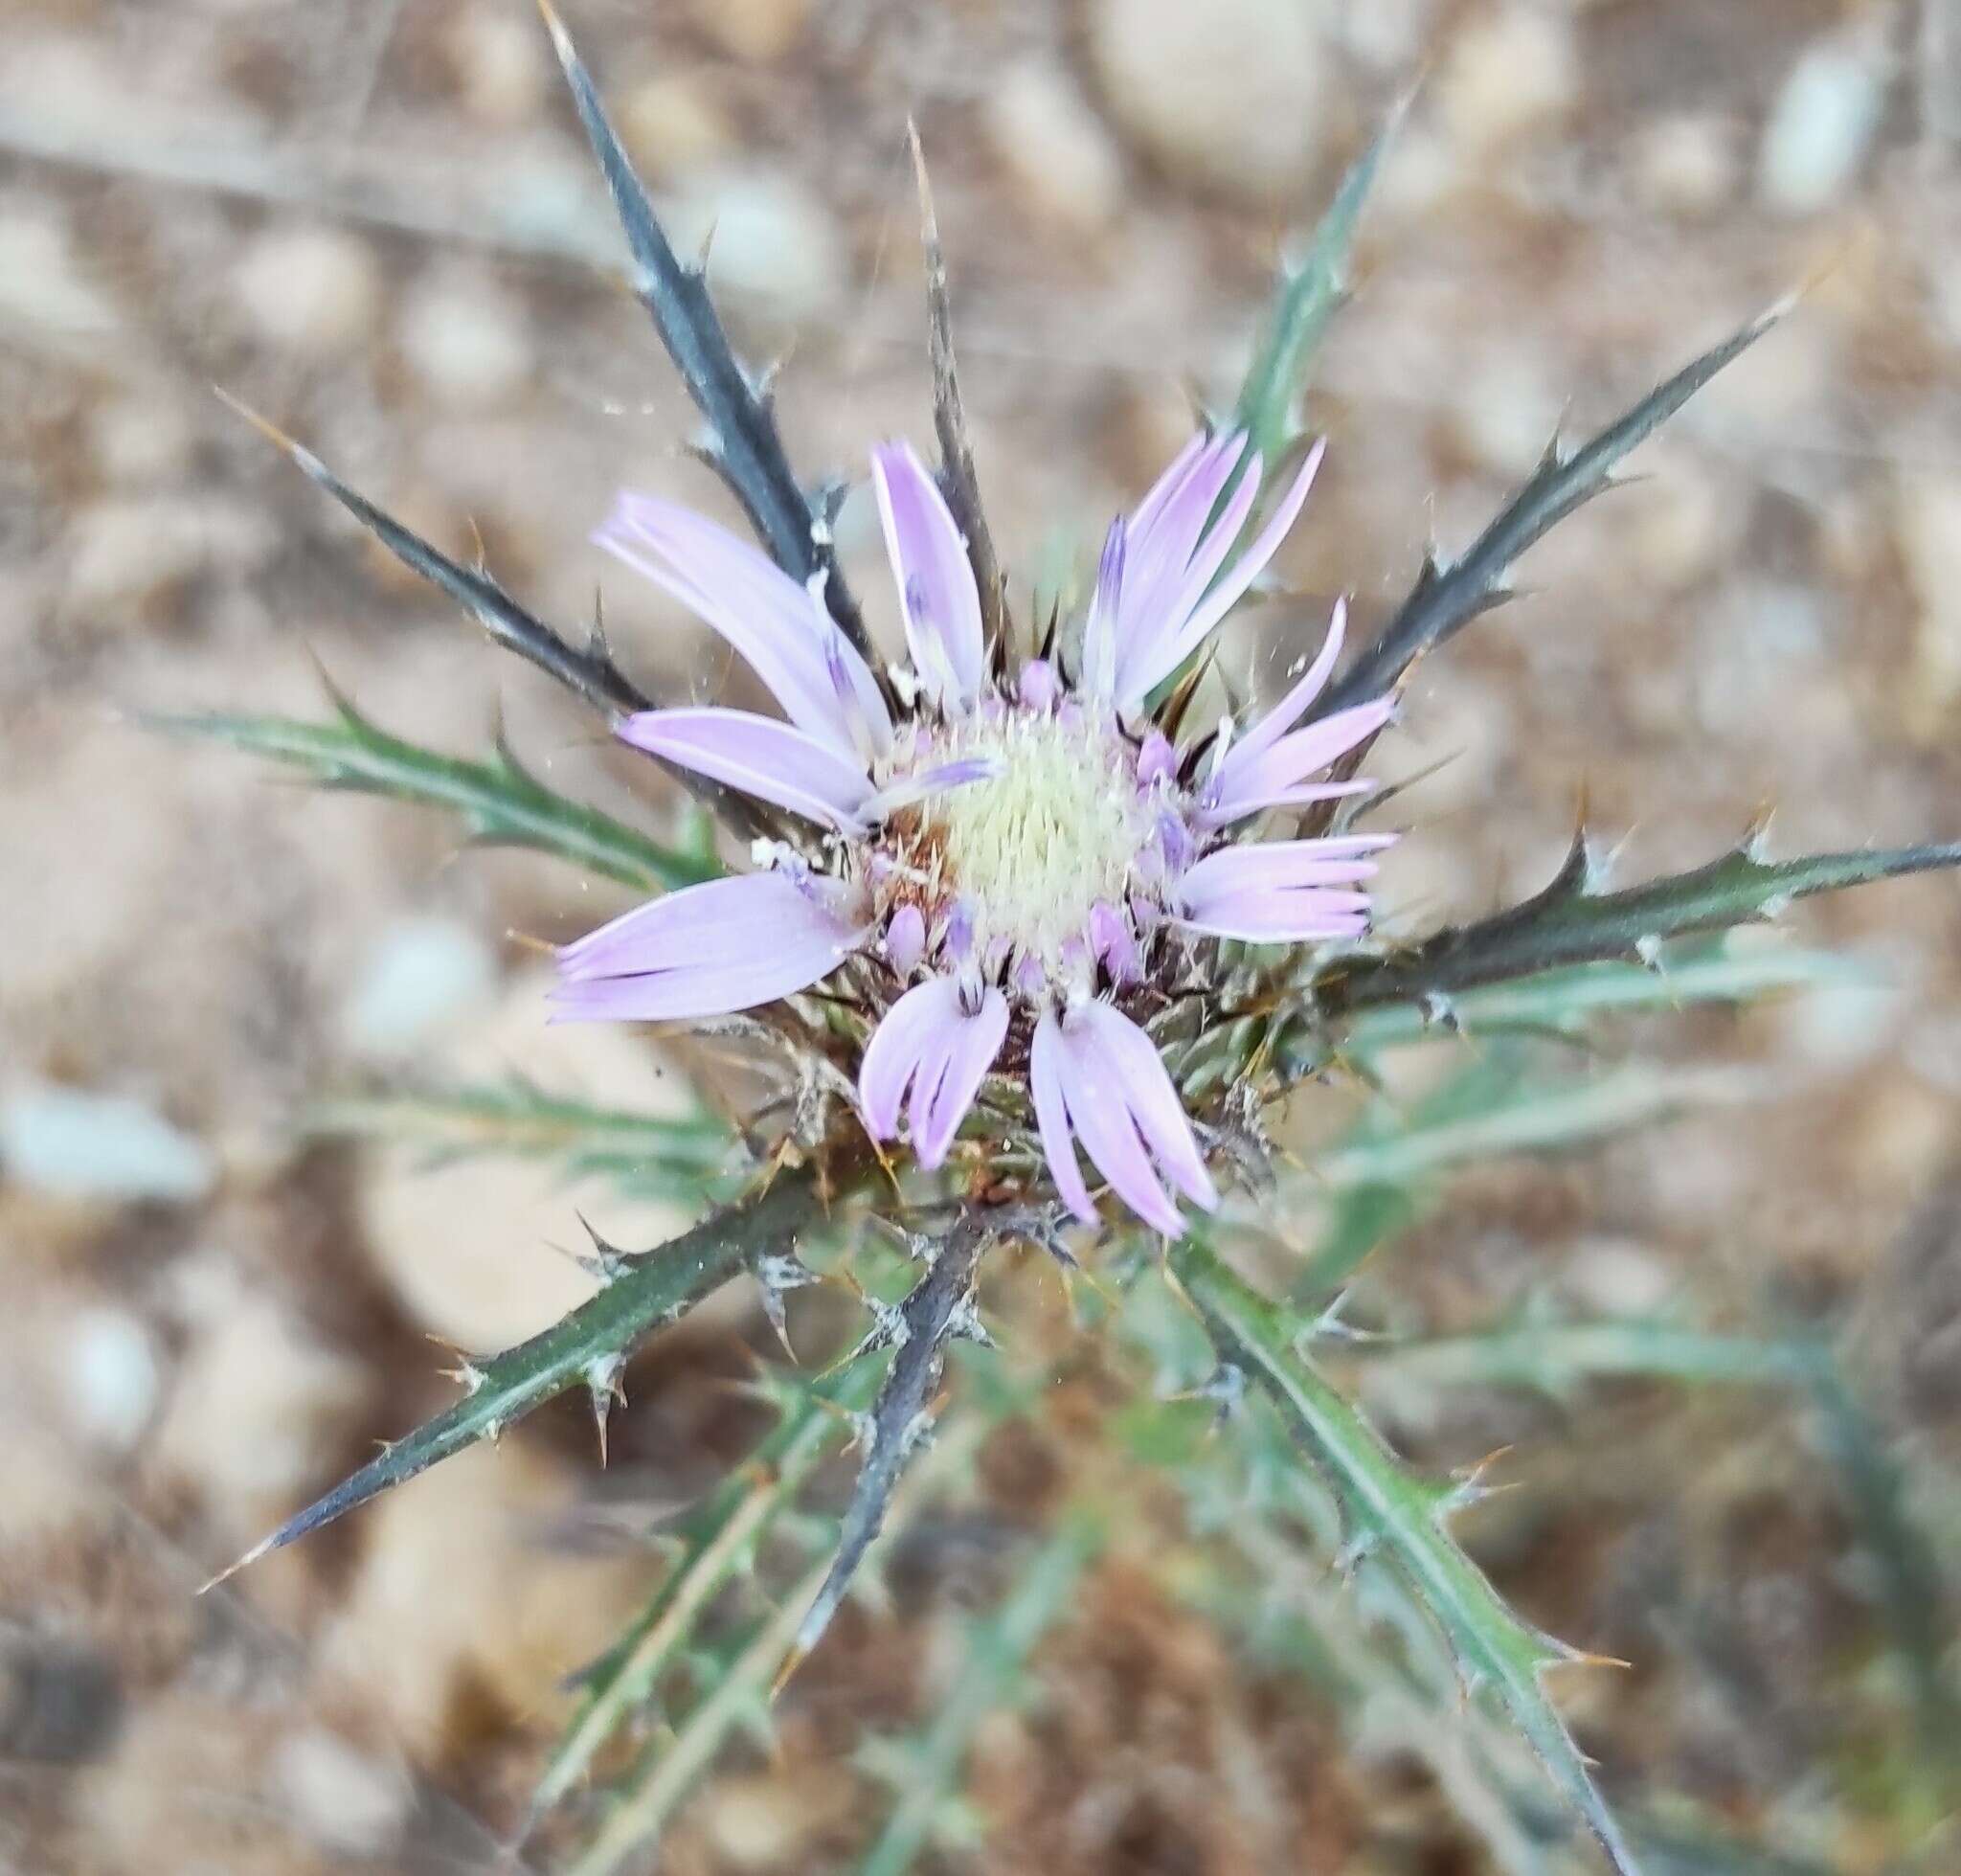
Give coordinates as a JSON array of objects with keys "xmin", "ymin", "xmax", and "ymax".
[{"xmin": 552, "ymin": 430, "xmax": 1396, "ymax": 1235}]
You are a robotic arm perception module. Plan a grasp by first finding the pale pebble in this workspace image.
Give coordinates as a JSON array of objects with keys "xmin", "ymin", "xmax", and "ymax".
[
  {"xmin": 1088, "ymin": 0, "xmax": 1328, "ymax": 201},
  {"xmin": 1439, "ymin": 6, "xmax": 1578, "ymax": 156},
  {"xmin": 231, "ymin": 224, "xmax": 380, "ymax": 358},
  {"xmin": 396, "ymin": 265, "xmax": 533, "ymax": 410},
  {"xmin": 688, "ymin": 0, "xmax": 810, "ymax": 64},
  {"xmin": 354, "ymin": 967, "xmax": 710, "ymax": 1351},
  {"xmin": 153, "ymin": 1296, "xmax": 368, "ymax": 1516},
  {"xmin": 1, "ymin": 1083, "xmax": 215, "ymax": 1205},
  {"xmin": 447, "ymin": 7, "xmax": 546, "ymax": 125},
  {"xmin": 1759, "ymin": 34, "xmax": 1889, "ymax": 215},
  {"xmin": 270, "ymin": 1728, "xmax": 412, "ymax": 1858},
  {"xmin": 62, "ymin": 1305, "xmax": 163, "ymax": 1453},
  {"xmin": 665, "ymin": 170, "xmax": 849, "ymax": 320},
  {"xmin": 620, "ymin": 71, "xmax": 736, "ymax": 181},
  {"xmin": 984, "ymin": 58, "xmax": 1127, "ymax": 234},
  {"xmin": 339, "ymin": 915, "xmax": 499, "ymax": 1060}
]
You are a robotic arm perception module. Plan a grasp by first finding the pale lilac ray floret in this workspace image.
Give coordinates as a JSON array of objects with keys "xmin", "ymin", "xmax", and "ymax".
[{"xmin": 557, "ymin": 431, "xmax": 1393, "ymax": 1234}]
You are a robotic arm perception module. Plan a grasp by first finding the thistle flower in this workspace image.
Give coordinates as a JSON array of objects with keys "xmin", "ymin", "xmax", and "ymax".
[{"xmin": 554, "ymin": 430, "xmax": 1393, "ymax": 1234}]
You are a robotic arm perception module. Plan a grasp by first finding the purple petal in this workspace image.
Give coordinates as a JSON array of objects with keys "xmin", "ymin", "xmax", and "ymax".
[
  {"xmin": 1018, "ymin": 658, "xmax": 1059, "ymax": 711},
  {"xmin": 860, "ymin": 979, "xmax": 954, "ymax": 1139},
  {"xmin": 1214, "ymin": 597, "xmax": 1349, "ymax": 778},
  {"xmin": 1080, "ymin": 518, "xmax": 1126, "ymax": 700},
  {"xmin": 1116, "ymin": 436, "xmax": 1251, "ymax": 687},
  {"xmin": 942, "ymin": 901, "xmax": 976, "ymax": 961},
  {"xmin": 1154, "ymin": 810, "xmax": 1197, "ymax": 877},
  {"xmin": 911, "ymin": 987, "xmax": 1009, "ymax": 1168},
  {"xmin": 619, "ymin": 708, "xmax": 873, "ymax": 828},
  {"xmin": 822, "ymin": 613, "xmax": 891, "ymax": 764},
  {"xmin": 1088, "ymin": 901, "xmax": 1142, "ymax": 983},
  {"xmin": 1207, "ymin": 695, "xmax": 1394, "ymax": 823},
  {"xmin": 862, "ymin": 756, "xmax": 1002, "ymax": 823},
  {"xmin": 1158, "ymin": 461, "xmax": 1263, "ymax": 646},
  {"xmin": 884, "ymin": 904, "xmax": 926, "ymax": 975},
  {"xmin": 1176, "ymin": 836, "xmax": 1387, "ymax": 942},
  {"xmin": 1125, "ymin": 432, "xmax": 1209, "ymax": 540},
  {"xmin": 1196, "ymin": 777, "xmax": 1374, "ymax": 828},
  {"xmin": 1135, "ymin": 732, "xmax": 1177, "ymax": 788},
  {"xmin": 1182, "ymin": 835, "xmax": 1392, "ymax": 893},
  {"xmin": 1030, "ymin": 1012, "xmax": 1098, "ymax": 1226},
  {"xmin": 1051, "ymin": 1012, "xmax": 1184, "ymax": 1237},
  {"xmin": 807, "ymin": 575, "xmax": 895, "ymax": 760},
  {"xmin": 595, "ymin": 492, "xmax": 889, "ymax": 758},
  {"xmin": 870, "ymin": 442, "xmax": 984, "ymax": 712},
  {"xmin": 1174, "ymin": 894, "xmax": 1372, "ymax": 943},
  {"xmin": 1124, "ymin": 434, "xmax": 1244, "ymax": 582},
  {"xmin": 553, "ymin": 872, "xmax": 866, "ymax": 1022},
  {"xmin": 1072, "ymin": 1002, "xmax": 1217, "ymax": 1213},
  {"xmin": 1118, "ymin": 441, "xmax": 1324, "ymax": 711},
  {"xmin": 857, "ymin": 977, "xmax": 1007, "ymax": 1168}
]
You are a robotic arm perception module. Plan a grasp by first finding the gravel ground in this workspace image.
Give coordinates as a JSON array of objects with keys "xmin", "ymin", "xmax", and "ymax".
[{"xmin": 3, "ymin": 2, "xmax": 1959, "ymax": 1871}]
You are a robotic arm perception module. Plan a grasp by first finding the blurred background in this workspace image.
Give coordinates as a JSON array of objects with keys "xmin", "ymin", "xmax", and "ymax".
[{"xmin": 3, "ymin": 0, "xmax": 1960, "ymax": 1870}]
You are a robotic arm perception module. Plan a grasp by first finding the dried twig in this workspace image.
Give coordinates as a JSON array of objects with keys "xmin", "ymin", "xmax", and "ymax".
[{"xmin": 909, "ymin": 123, "xmax": 1003, "ymax": 645}]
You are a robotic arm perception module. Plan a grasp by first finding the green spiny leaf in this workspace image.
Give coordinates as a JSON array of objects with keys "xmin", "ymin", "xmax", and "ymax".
[
  {"xmin": 1312, "ymin": 1059, "xmax": 1759, "ymax": 1194},
  {"xmin": 1234, "ymin": 106, "xmax": 1402, "ymax": 467},
  {"xmin": 1375, "ymin": 1313, "xmax": 1961, "ymax": 1785},
  {"xmin": 1367, "ymin": 1318, "xmax": 1821, "ymax": 1396},
  {"xmin": 1319, "ymin": 837, "xmax": 1961, "ymax": 1017},
  {"xmin": 1167, "ymin": 1234, "xmax": 1641, "ymax": 1876},
  {"xmin": 569, "ymin": 1593, "xmax": 814, "ymax": 1876},
  {"xmin": 151, "ymin": 698, "xmax": 717, "ymax": 893},
  {"xmin": 203, "ymin": 1161, "xmax": 846, "ymax": 1591},
  {"xmin": 1146, "ymin": 108, "xmax": 1398, "ymax": 720},
  {"xmin": 1802, "ymin": 1362, "xmax": 1961, "ymax": 1764},
  {"xmin": 1126, "ymin": 1347, "xmax": 1574, "ymax": 1869},
  {"xmin": 856, "ymin": 1510, "xmax": 1099, "ymax": 1876},
  {"xmin": 531, "ymin": 1362, "xmax": 882, "ymax": 1825},
  {"xmin": 1624, "ymin": 1819, "xmax": 1837, "ymax": 1876},
  {"xmin": 1332, "ymin": 938, "xmax": 1867, "ymax": 1054},
  {"xmin": 306, "ymin": 1077, "xmax": 734, "ymax": 1199},
  {"xmin": 1222, "ymin": 1511, "xmax": 1572, "ymax": 1872},
  {"xmin": 566, "ymin": 1407, "xmax": 995, "ymax": 1876},
  {"xmin": 1278, "ymin": 1053, "xmax": 1756, "ymax": 1305}
]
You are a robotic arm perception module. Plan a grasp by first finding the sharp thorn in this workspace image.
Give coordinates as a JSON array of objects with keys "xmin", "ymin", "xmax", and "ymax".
[
  {"xmin": 534, "ymin": 0, "xmax": 575, "ymax": 68},
  {"xmin": 214, "ymin": 387, "xmax": 327, "ymax": 484},
  {"xmin": 197, "ymin": 1530, "xmax": 278, "ymax": 1595}
]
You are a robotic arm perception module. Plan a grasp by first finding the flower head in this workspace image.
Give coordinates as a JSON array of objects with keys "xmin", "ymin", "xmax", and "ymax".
[{"xmin": 556, "ymin": 432, "xmax": 1393, "ymax": 1234}]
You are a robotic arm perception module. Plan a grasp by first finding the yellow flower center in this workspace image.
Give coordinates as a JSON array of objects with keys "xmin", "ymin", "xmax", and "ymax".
[{"xmin": 909, "ymin": 710, "xmax": 1150, "ymax": 969}]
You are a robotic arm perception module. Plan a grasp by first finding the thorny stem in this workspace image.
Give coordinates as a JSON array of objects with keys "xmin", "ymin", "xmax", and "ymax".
[
  {"xmin": 537, "ymin": 0, "xmax": 874, "ymax": 667},
  {"xmin": 1318, "ymin": 838, "xmax": 1961, "ymax": 1016},
  {"xmin": 203, "ymin": 1145, "xmax": 877, "ymax": 1589},
  {"xmin": 1168, "ymin": 1234, "xmax": 1643, "ymax": 1876},
  {"xmin": 1313, "ymin": 298, "xmax": 1790, "ymax": 723},
  {"xmin": 217, "ymin": 393, "xmax": 649, "ymax": 720},
  {"xmin": 780, "ymin": 1211, "xmax": 992, "ymax": 1685},
  {"xmin": 215, "ymin": 393, "xmax": 765, "ymax": 841}
]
